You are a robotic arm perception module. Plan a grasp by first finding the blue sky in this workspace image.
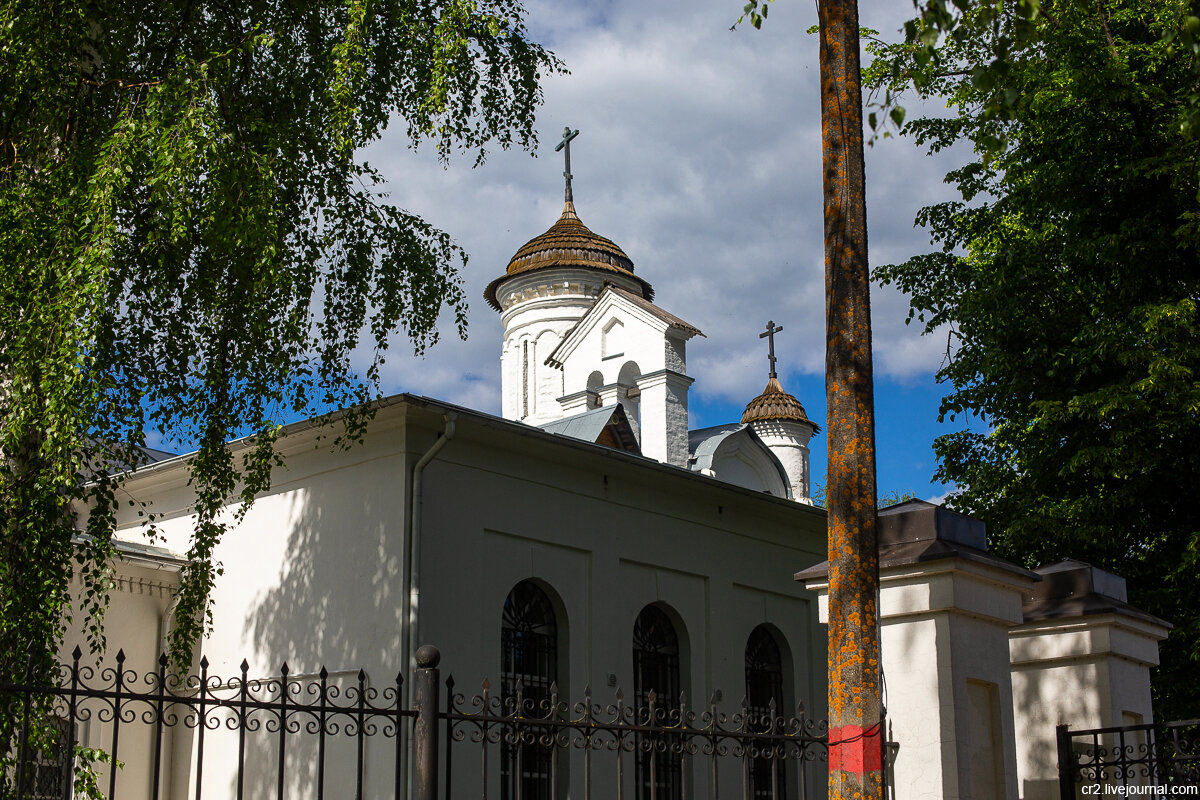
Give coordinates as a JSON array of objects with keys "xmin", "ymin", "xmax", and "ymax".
[{"xmin": 346, "ymin": 0, "xmax": 990, "ymax": 503}]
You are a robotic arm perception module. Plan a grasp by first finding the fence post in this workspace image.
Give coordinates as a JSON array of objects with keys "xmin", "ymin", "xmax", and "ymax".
[
  {"xmin": 1056, "ymin": 724, "xmax": 1074, "ymax": 800},
  {"xmin": 414, "ymin": 645, "xmax": 441, "ymax": 800}
]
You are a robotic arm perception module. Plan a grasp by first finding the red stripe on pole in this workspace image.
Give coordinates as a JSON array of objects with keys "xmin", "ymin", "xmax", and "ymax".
[{"xmin": 828, "ymin": 725, "xmax": 882, "ymax": 775}]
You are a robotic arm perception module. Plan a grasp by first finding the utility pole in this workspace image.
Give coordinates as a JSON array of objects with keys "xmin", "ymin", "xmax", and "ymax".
[{"xmin": 817, "ymin": 0, "xmax": 883, "ymax": 798}]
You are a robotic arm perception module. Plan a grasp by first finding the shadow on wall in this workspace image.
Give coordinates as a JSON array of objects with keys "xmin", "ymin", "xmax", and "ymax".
[{"xmin": 232, "ymin": 463, "xmax": 409, "ymax": 800}]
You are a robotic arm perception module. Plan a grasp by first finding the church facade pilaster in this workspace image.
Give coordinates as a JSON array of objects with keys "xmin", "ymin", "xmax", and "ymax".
[{"xmin": 636, "ymin": 369, "xmax": 694, "ymax": 468}]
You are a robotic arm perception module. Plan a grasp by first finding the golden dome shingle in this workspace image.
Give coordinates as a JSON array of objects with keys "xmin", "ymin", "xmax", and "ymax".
[
  {"xmin": 742, "ymin": 377, "xmax": 819, "ymax": 429},
  {"xmin": 484, "ymin": 202, "xmax": 653, "ymax": 310}
]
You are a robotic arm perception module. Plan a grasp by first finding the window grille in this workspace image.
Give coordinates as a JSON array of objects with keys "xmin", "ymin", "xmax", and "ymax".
[
  {"xmin": 633, "ymin": 605, "xmax": 682, "ymax": 800},
  {"xmin": 746, "ymin": 626, "xmax": 787, "ymax": 800},
  {"xmin": 501, "ymin": 581, "xmax": 558, "ymax": 800}
]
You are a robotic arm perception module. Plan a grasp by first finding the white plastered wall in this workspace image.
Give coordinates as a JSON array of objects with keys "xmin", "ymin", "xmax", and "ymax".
[
  {"xmin": 59, "ymin": 560, "xmax": 180, "ymax": 800},
  {"xmin": 552, "ymin": 289, "xmax": 697, "ymax": 466},
  {"xmin": 107, "ymin": 410, "xmax": 416, "ymax": 800},
  {"xmin": 496, "ymin": 269, "xmax": 644, "ymax": 424},
  {"xmin": 749, "ymin": 418, "xmax": 816, "ymax": 503},
  {"xmin": 1009, "ymin": 613, "xmax": 1169, "ymax": 800}
]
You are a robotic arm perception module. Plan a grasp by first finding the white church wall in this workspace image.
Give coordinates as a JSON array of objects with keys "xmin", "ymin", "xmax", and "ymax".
[
  {"xmin": 749, "ymin": 418, "xmax": 816, "ymax": 503},
  {"xmin": 402, "ymin": 402, "xmax": 828, "ymax": 798},
  {"xmin": 497, "ymin": 268, "xmax": 617, "ymax": 424},
  {"xmin": 115, "ymin": 410, "xmax": 415, "ymax": 681},
  {"xmin": 60, "ymin": 560, "xmax": 181, "ymax": 800},
  {"xmin": 703, "ymin": 431, "xmax": 789, "ymax": 497},
  {"xmin": 103, "ymin": 412, "xmax": 420, "ymax": 800},
  {"xmin": 558, "ymin": 304, "xmax": 671, "ymax": 392},
  {"xmin": 636, "ymin": 369, "xmax": 693, "ymax": 466}
]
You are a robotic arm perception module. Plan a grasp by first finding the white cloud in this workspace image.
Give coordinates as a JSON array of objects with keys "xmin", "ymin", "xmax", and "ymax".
[{"xmin": 360, "ymin": 0, "xmax": 967, "ymax": 420}]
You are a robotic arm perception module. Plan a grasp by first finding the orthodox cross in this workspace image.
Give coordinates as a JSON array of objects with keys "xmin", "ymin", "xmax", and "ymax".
[
  {"xmin": 760, "ymin": 320, "xmax": 783, "ymax": 379},
  {"xmin": 555, "ymin": 126, "xmax": 580, "ymax": 203}
]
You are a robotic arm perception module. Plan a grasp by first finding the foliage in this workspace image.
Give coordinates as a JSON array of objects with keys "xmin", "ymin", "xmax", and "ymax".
[
  {"xmin": 811, "ymin": 484, "xmax": 916, "ymax": 509},
  {"xmin": 72, "ymin": 746, "xmax": 121, "ymax": 800},
  {"xmin": 868, "ymin": 0, "xmax": 1200, "ymax": 718},
  {"xmin": 732, "ymin": 0, "xmax": 776, "ymax": 30},
  {"xmin": 0, "ymin": 0, "xmax": 559, "ymax": 778}
]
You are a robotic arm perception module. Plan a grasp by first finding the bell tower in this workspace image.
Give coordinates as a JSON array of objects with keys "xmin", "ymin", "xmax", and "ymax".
[{"xmin": 484, "ymin": 129, "xmax": 654, "ymax": 425}]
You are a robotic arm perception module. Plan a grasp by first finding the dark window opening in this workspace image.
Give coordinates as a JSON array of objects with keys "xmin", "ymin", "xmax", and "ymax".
[
  {"xmin": 633, "ymin": 605, "xmax": 682, "ymax": 800},
  {"xmin": 746, "ymin": 625, "xmax": 787, "ymax": 800},
  {"xmin": 18, "ymin": 715, "xmax": 71, "ymax": 800},
  {"xmin": 501, "ymin": 581, "xmax": 557, "ymax": 800}
]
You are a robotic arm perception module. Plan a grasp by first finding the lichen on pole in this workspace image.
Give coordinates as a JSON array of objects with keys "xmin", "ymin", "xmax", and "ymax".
[{"xmin": 817, "ymin": 0, "xmax": 883, "ymax": 797}]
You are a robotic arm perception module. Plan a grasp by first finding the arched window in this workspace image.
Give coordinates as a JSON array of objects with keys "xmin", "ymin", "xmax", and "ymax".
[
  {"xmin": 501, "ymin": 581, "xmax": 558, "ymax": 800},
  {"xmin": 617, "ymin": 361, "xmax": 642, "ymax": 437},
  {"xmin": 746, "ymin": 625, "xmax": 787, "ymax": 800},
  {"xmin": 587, "ymin": 370, "xmax": 604, "ymax": 410},
  {"xmin": 633, "ymin": 605, "xmax": 682, "ymax": 800}
]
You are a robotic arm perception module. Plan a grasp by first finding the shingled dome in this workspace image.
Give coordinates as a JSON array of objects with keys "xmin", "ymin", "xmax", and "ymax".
[
  {"xmin": 484, "ymin": 202, "xmax": 654, "ymax": 311},
  {"xmin": 741, "ymin": 377, "xmax": 820, "ymax": 430}
]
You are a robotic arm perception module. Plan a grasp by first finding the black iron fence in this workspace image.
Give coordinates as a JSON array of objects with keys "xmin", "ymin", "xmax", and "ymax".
[
  {"xmin": 0, "ymin": 644, "xmax": 855, "ymax": 800},
  {"xmin": 1057, "ymin": 719, "xmax": 1200, "ymax": 798}
]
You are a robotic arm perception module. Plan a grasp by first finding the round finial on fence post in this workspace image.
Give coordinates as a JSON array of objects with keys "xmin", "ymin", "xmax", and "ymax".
[
  {"xmin": 415, "ymin": 645, "xmax": 440, "ymax": 669},
  {"xmin": 413, "ymin": 645, "xmax": 441, "ymax": 800}
]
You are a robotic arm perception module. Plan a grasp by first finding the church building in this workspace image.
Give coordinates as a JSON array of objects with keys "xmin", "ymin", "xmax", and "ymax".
[
  {"xmin": 56, "ymin": 135, "xmax": 1172, "ymax": 800},
  {"xmin": 73, "ymin": 142, "xmax": 836, "ymax": 800}
]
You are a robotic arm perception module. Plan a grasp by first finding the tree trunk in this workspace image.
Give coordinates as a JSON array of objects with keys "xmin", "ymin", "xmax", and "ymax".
[{"xmin": 817, "ymin": 0, "xmax": 883, "ymax": 797}]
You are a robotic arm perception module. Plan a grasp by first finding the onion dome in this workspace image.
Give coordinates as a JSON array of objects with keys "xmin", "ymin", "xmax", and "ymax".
[
  {"xmin": 741, "ymin": 377, "xmax": 820, "ymax": 430},
  {"xmin": 484, "ymin": 201, "xmax": 654, "ymax": 311}
]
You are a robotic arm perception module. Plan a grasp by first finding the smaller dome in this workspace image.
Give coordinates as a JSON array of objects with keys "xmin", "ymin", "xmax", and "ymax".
[{"xmin": 742, "ymin": 377, "xmax": 820, "ymax": 430}]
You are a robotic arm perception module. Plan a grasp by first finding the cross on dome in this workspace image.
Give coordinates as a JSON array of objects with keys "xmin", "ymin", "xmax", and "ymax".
[
  {"xmin": 760, "ymin": 320, "xmax": 783, "ymax": 379},
  {"xmin": 743, "ymin": 321, "xmax": 818, "ymax": 430},
  {"xmin": 554, "ymin": 126, "xmax": 580, "ymax": 203}
]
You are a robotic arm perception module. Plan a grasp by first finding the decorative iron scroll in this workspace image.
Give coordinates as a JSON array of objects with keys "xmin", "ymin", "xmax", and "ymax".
[
  {"xmin": 3, "ymin": 646, "xmax": 860, "ymax": 800},
  {"xmin": 1059, "ymin": 719, "xmax": 1200, "ymax": 791},
  {"xmin": 443, "ymin": 676, "xmax": 830, "ymax": 800},
  {"xmin": 2, "ymin": 646, "xmax": 415, "ymax": 800}
]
